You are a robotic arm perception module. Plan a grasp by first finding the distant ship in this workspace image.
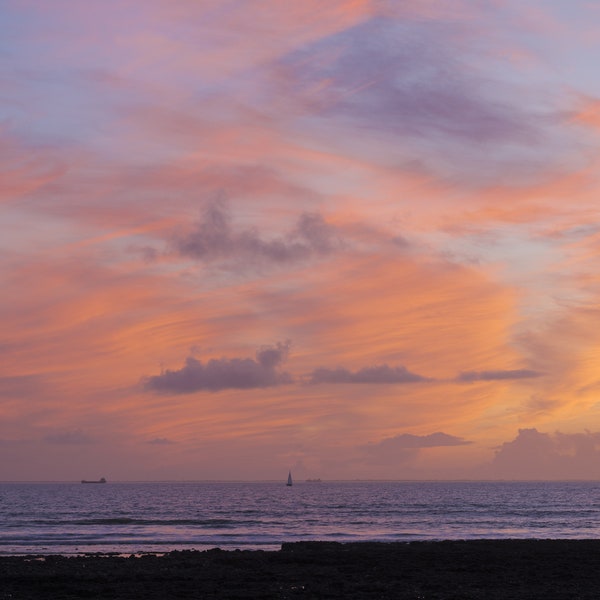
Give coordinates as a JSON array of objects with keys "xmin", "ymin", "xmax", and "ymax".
[
  {"xmin": 81, "ymin": 477, "xmax": 107, "ymax": 484},
  {"xmin": 286, "ymin": 471, "xmax": 293, "ymax": 486}
]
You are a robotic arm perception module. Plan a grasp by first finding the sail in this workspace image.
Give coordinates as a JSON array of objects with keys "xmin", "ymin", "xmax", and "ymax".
[{"xmin": 286, "ymin": 471, "xmax": 293, "ymax": 486}]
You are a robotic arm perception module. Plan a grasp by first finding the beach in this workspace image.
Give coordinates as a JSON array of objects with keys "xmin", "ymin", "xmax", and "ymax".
[{"xmin": 3, "ymin": 540, "xmax": 600, "ymax": 599}]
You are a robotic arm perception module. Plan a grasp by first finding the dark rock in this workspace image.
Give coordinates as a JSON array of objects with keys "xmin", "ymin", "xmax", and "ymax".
[{"xmin": 2, "ymin": 540, "xmax": 600, "ymax": 599}]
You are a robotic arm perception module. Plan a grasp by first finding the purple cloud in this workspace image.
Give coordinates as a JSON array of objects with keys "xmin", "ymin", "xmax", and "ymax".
[
  {"xmin": 278, "ymin": 16, "xmax": 571, "ymax": 183},
  {"xmin": 488, "ymin": 428, "xmax": 600, "ymax": 480},
  {"xmin": 144, "ymin": 342, "xmax": 293, "ymax": 394},
  {"xmin": 283, "ymin": 19, "xmax": 514, "ymax": 140},
  {"xmin": 309, "ymin": 364, "xmax": 429, "ymax": 384},
  {"xmin": 457, "ymin": 369, "xmax": 542, "ymax": 383},
  {"xmin": 375, "ymin": 432, "xmax": 473, "ymax": 449},
  {"xmin": 174, "ymin": 199, "xmax": 340, "ymax": 266}
]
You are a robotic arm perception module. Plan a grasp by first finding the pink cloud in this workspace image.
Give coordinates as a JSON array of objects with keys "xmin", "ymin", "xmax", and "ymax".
[
  {"xmin": 488, "ymin": 428, "xmax": 600, "ymax": 480},
  {"xmin": 0, "ymin": 129, "xmax": 67, "ymax": 204}
]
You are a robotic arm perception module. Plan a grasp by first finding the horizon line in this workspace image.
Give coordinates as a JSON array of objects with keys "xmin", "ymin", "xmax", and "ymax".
[{"xmin": 3, "ymin": 478, "xmax": 600, "ymax": 484}]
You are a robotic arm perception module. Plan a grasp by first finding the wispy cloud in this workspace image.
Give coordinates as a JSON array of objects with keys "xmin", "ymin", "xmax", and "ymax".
[
  {"xmin": 372, "ymin": 432, "xmax": 472, "ymax": 449},
  {"xmin": 456, "ymin": 369, "xmax": 542, "ymax": 383},
  {"xmin": 275, "ymin": 14, "xmax": 577, "ymax": 183},
  {"xmin": 0, "ymin": 128, "xmax": 67, "ymax": 204},
  {"xmin": 309, "ymin": 364, "xmax": 429, "ymax": 384}
]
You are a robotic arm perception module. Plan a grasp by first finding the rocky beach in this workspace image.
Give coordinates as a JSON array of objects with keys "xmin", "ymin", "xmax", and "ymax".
[{"xmin": 3, "ymin": 540, "xmax": 600, "ymax": 599}]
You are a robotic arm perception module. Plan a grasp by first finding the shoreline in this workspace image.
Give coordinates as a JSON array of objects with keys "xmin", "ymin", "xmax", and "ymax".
[{"xmin": 3, "ymin": 540, "xmax": 600, "ymax": 598}]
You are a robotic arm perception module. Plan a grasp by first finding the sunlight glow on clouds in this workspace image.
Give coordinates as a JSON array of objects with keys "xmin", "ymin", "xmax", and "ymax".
[{"xmin": 2, "ymin": 0, "xmax": 600, "ymax": 480}]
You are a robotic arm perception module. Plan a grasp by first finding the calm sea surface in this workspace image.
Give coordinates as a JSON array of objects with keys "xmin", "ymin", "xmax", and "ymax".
[{"xmin": 2, "ymin": 481, "xmax": 600, "ymax": 555}]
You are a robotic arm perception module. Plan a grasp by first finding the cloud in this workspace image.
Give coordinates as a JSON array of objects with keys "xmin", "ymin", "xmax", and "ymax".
[
  {"xmin": 0, "ymin": 128, "xmax": 67, "ymax": 204},
  {"xmin": 309, "ymin": 364, "xmax": 429, "ymax": 384},
  {"xmin": 173, "ymin": 198, "xmax": 340, "ymax": 266},
  {"xmin": 376, "ymin": 432, "xmax": 473, "ymax": 448},
  {"xmin": 456, "ymin": 369, "xmax": 542, "ymax": 382},
  {"xmin": 362, "ymin": 431, "xmax": 472, "ymax": 465},
  {"xmin": 487, "ymin": 428, "xmax": 600, "ymax": 479},
  {"xmin": 146, "ymin": 437, "xmax": 176, "ymax": 445},
  {"xmin": 326, "ymin": 21, "xmax": 530, "ymax": 142},
  {"xmin": 277, "ymin": 15, "xmax": 578, "ymax": 183},
  {"xmin": 143, "ymin": 341, "xmax": 293, "ymax": 394}
]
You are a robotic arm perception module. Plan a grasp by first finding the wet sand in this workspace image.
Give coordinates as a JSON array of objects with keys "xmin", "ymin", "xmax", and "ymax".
[{"xmin": 2, "ymin": 540, "xmax": 600, "ymax": 599}]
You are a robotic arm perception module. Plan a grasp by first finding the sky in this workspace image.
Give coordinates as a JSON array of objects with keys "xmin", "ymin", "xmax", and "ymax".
[{"xmin": 2, "ymin": 0, "xmax": 600, "ymax": 481}]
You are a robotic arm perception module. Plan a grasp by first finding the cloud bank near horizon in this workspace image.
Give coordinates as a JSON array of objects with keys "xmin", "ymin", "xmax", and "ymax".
[
  {"xmin": 359, "ymin": 431, "xmax": 472, "ymax": 468},
  {"xmin": 487, "ymin": 428, "xmax": 600, "ymax": 480}
]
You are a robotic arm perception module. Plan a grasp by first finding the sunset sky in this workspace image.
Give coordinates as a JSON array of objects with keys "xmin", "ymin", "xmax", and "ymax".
[{"xmin": 2, "ymin": 0, "xmax": 600, "ymax": 481}]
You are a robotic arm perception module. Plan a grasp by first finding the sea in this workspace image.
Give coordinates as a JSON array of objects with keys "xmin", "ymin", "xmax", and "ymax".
[{"xmin": 2, "ymin": 480, "xmax": 600, "ymax": 555}]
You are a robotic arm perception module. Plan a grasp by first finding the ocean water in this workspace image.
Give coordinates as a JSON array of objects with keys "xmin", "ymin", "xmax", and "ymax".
[{"xmin": 2, "ymin": 480, "xmax": 600, "ymax": 555}]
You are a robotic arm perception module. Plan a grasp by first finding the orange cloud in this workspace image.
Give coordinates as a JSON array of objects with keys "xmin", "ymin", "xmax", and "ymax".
[{"xmin": 572, "ymin": 97, "xmax": 600, "ymax": 130}]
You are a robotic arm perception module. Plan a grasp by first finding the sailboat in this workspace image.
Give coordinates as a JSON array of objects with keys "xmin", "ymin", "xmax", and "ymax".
[{"xmin": 286, "ymin": 471, "xmax": 293, "ymax": 486}]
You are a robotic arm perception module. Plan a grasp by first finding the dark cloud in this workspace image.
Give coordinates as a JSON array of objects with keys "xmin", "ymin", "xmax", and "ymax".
[
  {"xmin": 144, "ymin": 341, "xmax": 292, "ymax": 394},
  {"xmin": 488, "ymin": 428, "xmax": 600, "ymax": 480},
  {"xmin": 457, "ymin": 369, "xmax": 542, "ymax": 383},
  {"xmin": 147, "ymin": 437, "xmax": 176, "ymax": 445},
  {"xmin": 174, "ymin": 199, "xmax": 340, "ymax": 266},
  {"xmin": 309, "ymin": 364, "xmax": 429, "ymax": 384}
]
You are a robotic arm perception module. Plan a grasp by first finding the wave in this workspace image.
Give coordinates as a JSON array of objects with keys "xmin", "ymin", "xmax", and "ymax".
[
  {"xmin": 3, "ymin": 481, "xmax": 600, "ymax": 555},
  {"xmin": 28, "ymin": 518, "xmax": 244, "ymax": 527}
]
